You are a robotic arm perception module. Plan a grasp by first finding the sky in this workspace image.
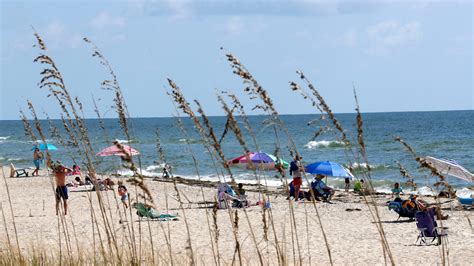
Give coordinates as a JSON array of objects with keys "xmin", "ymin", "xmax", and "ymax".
[{"xmin": 0, "ymin": 0, "xmax": 472, "ymax": 120}]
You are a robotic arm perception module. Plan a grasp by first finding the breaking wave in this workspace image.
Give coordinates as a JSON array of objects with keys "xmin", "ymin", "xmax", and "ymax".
[
  {"xmin": 348, "ymin": 162, "xmax": 388, "ymax": 171},
  {"xmin": 145, "ymin": 164, "xmax": 166, "ymax": 172},
  {"xmin": 305, "ymin": 140, "xmax": 345, "ymax": 149},
  {"xmin": 115, "ymin": 139, "xmax": 132, "ymax": 144}
]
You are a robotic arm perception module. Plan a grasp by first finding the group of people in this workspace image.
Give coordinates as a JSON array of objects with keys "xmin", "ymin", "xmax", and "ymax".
[
  {"xmin": 288, "ymin": 155, "xmax": 336, "ymax": 202},
  {"xmin": 288, "ymin": 174, "xmax": 335, "ymax": 202},
  {"xmin": 389, "ymin": 182, "xmax": 449, "ymax": 220},
  {"xmin": 46, "ymin": 159, "xmax": 130, "ymax": 216}
]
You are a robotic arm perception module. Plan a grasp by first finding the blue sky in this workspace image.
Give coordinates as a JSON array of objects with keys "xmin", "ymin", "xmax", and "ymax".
[{"xmin": 1, "ymin": 0, "xmax": 472, "ymax": 120}]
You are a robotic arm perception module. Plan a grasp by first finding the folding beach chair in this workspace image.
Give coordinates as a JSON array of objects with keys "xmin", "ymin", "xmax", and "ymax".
[
  {"xmin": 9, "ymin": 163, "xmax": 29, "ymax": 177},
  {"xmin": 415, "ymin": 209, "xmax": 448, "ymax": 246},
  {"xmin": 387, "ymin": 200, "xmax": 417, "ymax": 220}
]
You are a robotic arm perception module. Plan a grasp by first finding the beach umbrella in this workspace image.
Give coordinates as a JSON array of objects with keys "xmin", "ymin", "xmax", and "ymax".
[
  {"xmin": 31, "ymin": 143, "xmax": 58, "ymax": 151},
  {"xmin": 96, "ymin": 145, "xmax": 140, "ymax": 157},
  {"xmin": 228, "ymin": 152, "xmax": 289, "ymax": 170},
  {"xmin": 305, "ymin": 161, "xmax": 353, "ymax": 178},
  {"xmin": 424, "ymin": 156, "xmax": 473, "ymax": 183}
]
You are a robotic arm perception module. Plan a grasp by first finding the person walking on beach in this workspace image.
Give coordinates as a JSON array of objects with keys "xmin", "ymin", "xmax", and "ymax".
[
  {"xmin": 32, "ymin": 147, "xmax": 43, "ymax": 176},
  {"xmin": 50, "ymin": 161, "xmax": 71, "ymax": 215},
  {"xmin": 290, "ymin": 155, "xmax": 304, "ymax": 202}
]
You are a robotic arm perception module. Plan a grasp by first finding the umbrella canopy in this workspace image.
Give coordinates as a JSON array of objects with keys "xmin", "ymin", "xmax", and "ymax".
[
  {"xmin": 96, "ymin": 145, "xmax": 140, "ymax": 157},
  {"xmin": 228, "ymin": 152, "xmax": 289, "ymax": 170},
  {"xmin": 424, "ymin": 156, "xmax": 473, "ymax": 183},
  {"xmin": 305, "ymin": 161, "xmax": 353, "ymax": 178},
  {"xmin": 32, "ymin": 143, "xmax": 58, "ymax": 151}
]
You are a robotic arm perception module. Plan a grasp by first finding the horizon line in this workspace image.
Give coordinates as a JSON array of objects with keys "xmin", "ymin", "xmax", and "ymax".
[{"xmin": 0, "ymin": 108, "xmax": 472, "ymax": 121}]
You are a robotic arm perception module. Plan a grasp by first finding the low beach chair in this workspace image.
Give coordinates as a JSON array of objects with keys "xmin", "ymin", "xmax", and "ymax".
[
  {"xmin": 9, "ymin": 163, "xmax": 29, "ymax": 177},
  {"xmin": 387, "ymin": 200, "xmax": 417, "ymax": 220},
  {"xmin": 415, "ymin": 209, "xmax": 448, "ymax": 246},
  {"xmin": 458, "ymin": 197, "xmax": 473, "ymax": 210}
]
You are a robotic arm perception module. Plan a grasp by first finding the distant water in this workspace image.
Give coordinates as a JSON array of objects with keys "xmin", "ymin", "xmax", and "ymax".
[{"xmin": 0, "ymin": 110, "xmax": 473, "ymax": 192}]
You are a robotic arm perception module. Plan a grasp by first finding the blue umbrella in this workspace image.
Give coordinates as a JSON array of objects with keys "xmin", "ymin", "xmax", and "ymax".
[
  {"xmin": 305, "ymin": 161, "xmax": 353, "ymax": 178},
  {"xmin": 32, "ymin": 143, "xmax": 58, "ymax": 151}
]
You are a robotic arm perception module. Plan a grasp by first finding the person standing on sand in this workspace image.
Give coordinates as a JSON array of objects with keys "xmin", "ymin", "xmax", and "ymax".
[
  {"xmin": 32, "ymin": 147, "xmax": 43, "ymax": 176},
  {"xmin": 344, "ymin": 177, "xmax": 350, "ymax": 192},
  {"xmin": 290, "ymin": 155, "xmax": 304, "ymax": 202},
  {"xmin": 118, "ymin": 181, "xmax": 129, "ymax": 208},
  {"xmin": 50, "ymin": 161, "xmax": 71, "ymax": 215}
]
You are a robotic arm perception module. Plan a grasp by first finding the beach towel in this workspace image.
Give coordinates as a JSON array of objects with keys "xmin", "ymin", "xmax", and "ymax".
[{"xmin": 134, "ymin": 202, "xmax": 178, "ymax": 221}]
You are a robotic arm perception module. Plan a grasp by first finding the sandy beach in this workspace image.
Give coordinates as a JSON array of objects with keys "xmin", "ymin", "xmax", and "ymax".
[{"xmin": 1, "ymin": 167, "xmax": 473, "ymax": 265}]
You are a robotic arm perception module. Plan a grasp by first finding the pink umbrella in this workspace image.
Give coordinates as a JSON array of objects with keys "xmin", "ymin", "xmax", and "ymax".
[{"xmin": 96, "ymin": 145, "xmax": 140, "ymax": 157}]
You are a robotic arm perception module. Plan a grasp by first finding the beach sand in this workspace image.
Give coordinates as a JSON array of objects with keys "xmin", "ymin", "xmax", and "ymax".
[{"xmin": 1, "ymin": 167, "xmax": 473, "ymax": 265}]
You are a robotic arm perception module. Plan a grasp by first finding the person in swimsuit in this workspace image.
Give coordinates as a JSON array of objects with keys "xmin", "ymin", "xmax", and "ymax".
[
  {"xmin": 391, "ymin": 182, "xmax": 403, "ymax": 202},
  {"xmin": 50, "ymin": 161, "xmax": 71, "ymax": 215},
  {"xmin": 118, "ymin": 182, "xmax": 129, "ymax": 208}
]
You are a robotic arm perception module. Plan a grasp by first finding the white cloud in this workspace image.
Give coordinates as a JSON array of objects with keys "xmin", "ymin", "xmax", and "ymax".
[
  {"xmin": 366, "ymin": 20, "xmax": 422, "ymax": 54},
  {"xmin": 90, "ymin": 12, "xmax": 126, "ymax": 30}
]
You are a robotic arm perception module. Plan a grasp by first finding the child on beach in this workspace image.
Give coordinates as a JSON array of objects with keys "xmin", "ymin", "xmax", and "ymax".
[
  {"xmin": 391, "ymin": 182, "xmax": 403, "ymax": 201},
  {"xmin": 118, "ymin": 182, "xmax": 129, "ymax": 208}
]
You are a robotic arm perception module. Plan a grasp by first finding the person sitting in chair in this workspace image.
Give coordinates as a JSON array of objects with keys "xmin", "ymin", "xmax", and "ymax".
[
  {"xmin": 310, "ymin": 174, "xmax": 335, "ymax": 202},
  {"xmin": 217, "ymin": 182, "xmax": 240, "ymax": 209},
  {"xmin": 413, "ymin": 195, "xmax": 449, "ymax": 220},
  {"xmin": 232, "ymin": 183, "xmax": 249, "ymax": 208}
]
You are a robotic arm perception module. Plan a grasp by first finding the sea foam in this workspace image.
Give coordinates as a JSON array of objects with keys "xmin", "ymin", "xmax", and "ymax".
[{"xmin": 305, "ymin": 140, "xmax": 345, "ymax": 149}]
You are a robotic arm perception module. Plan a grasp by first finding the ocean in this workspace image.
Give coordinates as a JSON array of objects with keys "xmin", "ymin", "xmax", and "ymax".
[{"xmin": 0, "ymin": 110, "xmax": 472, "ymax": 193}]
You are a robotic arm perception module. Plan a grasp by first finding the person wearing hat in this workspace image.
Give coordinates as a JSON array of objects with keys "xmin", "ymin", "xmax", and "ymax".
[
  {"xmin": 49, "ymin": 160, "xmax": 72, "ymax": 215},
  {"xmin": 311, "ymin": 174, "xmax": 335, "ymax": 202}
]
